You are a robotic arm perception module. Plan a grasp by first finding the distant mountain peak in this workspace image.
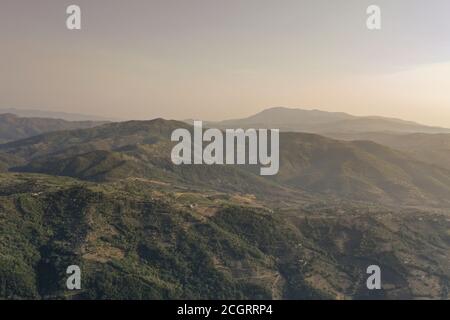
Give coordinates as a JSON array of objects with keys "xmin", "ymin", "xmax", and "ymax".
[
  {"xmin": 208, "ymin": 107, "xmax": 450, "ymax": 134},
  {"xmin": 0, "ymin": 112, "xmax": 107, "ymax": 144},
  {"xmin": 0, "ymin": 108, "xmax": 117, "ymax": 122},
  {"xmin": 260, "ymin": 106, "xmax": 351, "ymax": 114}
]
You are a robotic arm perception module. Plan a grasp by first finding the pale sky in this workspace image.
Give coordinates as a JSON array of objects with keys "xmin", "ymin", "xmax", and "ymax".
[{"xmin": 1, "ymin": 0, "xmax": 450, "ymax": 126}]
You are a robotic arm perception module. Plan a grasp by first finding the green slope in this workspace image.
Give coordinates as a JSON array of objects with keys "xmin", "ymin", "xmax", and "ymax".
[
  {"xmin": 272, "ymin": 133, "xmax": 450, "ymax": 206},
  {"xmin": 0, "ymin": 113, "xmax": 105, "ymax": 144},
  {"xmin": 0, "ymin": 173, "xmax": 448, "ymax": 299},
  {"xmin": 3, "ymin": 119, "xmax": 450, "ymax": 207}
]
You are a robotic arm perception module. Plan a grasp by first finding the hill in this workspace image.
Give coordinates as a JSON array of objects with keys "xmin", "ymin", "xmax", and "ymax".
[
  {"xmin": 2, "ymin": 119, "xmax": 450, "ymax": 207},
  {"xmin": 0, "ymin": 108, "xmax": 116, "ymax": 122},
  {"xmin": 328, "ymin": 132, "xmax": 450, "ymax": 171},
  {"xmin": 0, "ymin": 113, "xmax": 106, "ymax": 143},
  {"xmin": 205, "ymin": 107, "xmax": 450, "ymax": 134},
  {"xmin": 0, "ymin": 118, "xmax": 449, "ymax": 300},
  {"xmin": 0, "ymin": 173, "xmax": 448, "ymax": 299},
  {"xmin": 206, "ymin": 107, "xmax": 355, "ymax": 132},
  {"xmin": 272, "ymin": 133, "xmax": 450, "ymax": 207},
  {"xmin": 0, "ymin": 119, "xmax": 299, "ymax": 199}
]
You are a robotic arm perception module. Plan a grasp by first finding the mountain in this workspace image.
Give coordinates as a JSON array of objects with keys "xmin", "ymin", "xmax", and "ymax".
[
  {"xmin": 0, "ymin": 108, "xmax": 116, "ymax": 122},
  {"xmin": 205, "ymin": 107, "xmax": 450, "ymax": 134},
  {"xmin": 272, "ymin": 133, "xmax": 450, "ymax": 207},
  {"xmin": 2, "ymin": 118, "xmax": 450, "ymax": 207},
  {"xmin": 0, "ymin": 118, "xmax": 449, "ymax": 300},
  {"xmin": 0, "ymin": 119, "xmax": 297, "ymax": 199},
  {"xmin": 0, "ymin": 173, "xmax": 448, "ymax": 299},
  {"xmin": 206, "ymin": 107, "xmax": 355, "ymax": 131},
  {"xmin": 0, "ymin": 113, "xmax": 107, "ymax": 144},
  {"xmin": 327, "ymin": 132, "xmax": 450, "ymax": 171}
]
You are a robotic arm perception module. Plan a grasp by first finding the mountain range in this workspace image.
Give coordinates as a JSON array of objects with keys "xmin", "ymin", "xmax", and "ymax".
[
  {"xmin": 0, "ymin": 107, "xmax": 449, "ymax": 299},
  {"xmin": 1, "ymin": 118, "xmax": 450, "ymax": 207},
  {"xmin": 200, "ymin": 107, "xmax": 450, "ymax": 174},
  {"xmin": 0, "ymin": 108, "xmax": 116, "ymax": 122},
  {"xmin": 203, "ymin": 107, "xmax": 450, "ymax": 134},
  {"xmin": 0, "ymin": 113, "xmax": 107, "ymax": 144}
]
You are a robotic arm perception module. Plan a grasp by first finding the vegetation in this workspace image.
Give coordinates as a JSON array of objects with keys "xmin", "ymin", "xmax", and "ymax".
[
  {"xmin": 0, "ymin": 117, "xmax": 449, "ymax": 299},
  {"xmin": 0, "ymin": 173, "xmax": 448, "ymax": 299}
]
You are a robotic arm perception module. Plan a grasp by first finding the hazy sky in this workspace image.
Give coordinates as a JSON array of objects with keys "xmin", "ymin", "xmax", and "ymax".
[{"xmin": 1, "ymin": 0, "xmax": 450, "ymax": 126}]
